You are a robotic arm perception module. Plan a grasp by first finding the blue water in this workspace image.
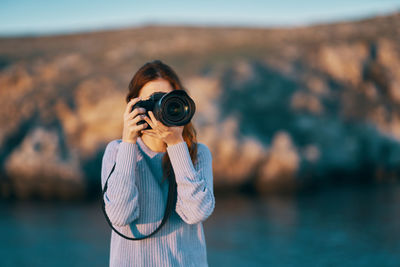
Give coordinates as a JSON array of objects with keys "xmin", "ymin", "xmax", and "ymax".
[{"xmin": 1, "ymin": 183, "xmax": 400, "ymax": 267}]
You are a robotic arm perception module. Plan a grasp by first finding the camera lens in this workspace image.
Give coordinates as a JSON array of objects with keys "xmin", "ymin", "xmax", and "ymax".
[
  {"xmin": 165, "ymin": 97, "xmax": 187, "ymax": 122},
  {"xmin": 157, "ymin": 90, "xmax": 195, "ymax": 126},
  {"xmin": 167, "ymin": 101, "xmax": 181, "ymax": 116}
]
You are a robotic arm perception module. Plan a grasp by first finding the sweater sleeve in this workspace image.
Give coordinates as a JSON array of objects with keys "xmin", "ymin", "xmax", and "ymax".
[
  {"xmin": 101, "ymin": 140, "xmax": 140, "ymax": 227},
  {"xmin": 166, "ymin": 141, "xmax": 215, "ymax": 225}
]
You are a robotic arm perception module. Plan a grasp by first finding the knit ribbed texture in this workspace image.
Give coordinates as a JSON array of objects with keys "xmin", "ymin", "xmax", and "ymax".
[{"xmin": 101, "ymin": 136, "xmax": 215, "ymax": 267}]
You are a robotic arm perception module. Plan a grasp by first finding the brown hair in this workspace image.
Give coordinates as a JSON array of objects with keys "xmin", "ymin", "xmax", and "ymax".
[{"xmin": 126, "ymin": 59, "xmax": 198, "ymax": 182}]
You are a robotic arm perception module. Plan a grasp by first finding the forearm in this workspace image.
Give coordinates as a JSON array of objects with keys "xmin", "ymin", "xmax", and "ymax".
[
  {"xmin": 102, "ymin": 141, "xmax": 140, "ymax": 226},
  {"xmin": 166, "ymin": 141, "xmax": 215, "ymax": 225}
]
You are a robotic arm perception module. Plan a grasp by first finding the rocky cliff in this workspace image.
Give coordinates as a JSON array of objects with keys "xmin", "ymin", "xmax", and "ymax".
[{"xmin": 1, "ymin": 12, "xmax": 400, "ymax": 199}]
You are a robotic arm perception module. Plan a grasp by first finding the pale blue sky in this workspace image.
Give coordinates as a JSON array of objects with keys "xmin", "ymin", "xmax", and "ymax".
[{"xmin": 0, "ymin": 0, "xmax": 399, "ymax": 36}]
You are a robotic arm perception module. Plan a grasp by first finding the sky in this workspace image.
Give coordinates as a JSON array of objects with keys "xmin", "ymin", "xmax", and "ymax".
[{"xmin": 0, "ymin": 0, "xmax": 399, "ymax": 36}]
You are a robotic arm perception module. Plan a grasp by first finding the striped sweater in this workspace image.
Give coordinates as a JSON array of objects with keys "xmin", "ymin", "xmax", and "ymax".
[{"xmin": 101, "ymin": 136, "xmax": 215, "ymax": 267}]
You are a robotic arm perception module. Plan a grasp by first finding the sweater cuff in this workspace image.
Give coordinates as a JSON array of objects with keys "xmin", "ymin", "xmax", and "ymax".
[
  {"xmin": 166, "ymin": 141, "xmax": 199, "ymax": 181},
  {"xmin": 115, "ymin": 141, "xmax": 138, "ymax": 174}
]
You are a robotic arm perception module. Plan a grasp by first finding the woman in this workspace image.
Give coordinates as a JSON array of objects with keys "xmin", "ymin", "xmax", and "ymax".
[{"xmin": 101, "ymin": 59, "xmax": 215, "ymax": 267}]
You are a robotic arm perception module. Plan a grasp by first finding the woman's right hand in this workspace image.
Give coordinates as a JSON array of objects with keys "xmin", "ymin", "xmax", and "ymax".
[{"xmin": 122, "ymin": 97, "xmax": 148, "ymax": 144}]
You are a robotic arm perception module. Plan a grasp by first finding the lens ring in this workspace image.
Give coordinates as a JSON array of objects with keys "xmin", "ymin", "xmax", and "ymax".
[
  {"xmin": 157, "ymin": 90, "xmax": 196, "ymax": 126},
  {"xmin": 162, "ymin": 97, "xmax": 188, "ymax": 122}
]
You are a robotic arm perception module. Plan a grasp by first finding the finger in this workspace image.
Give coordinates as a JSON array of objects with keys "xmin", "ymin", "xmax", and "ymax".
[
  {"xmin": 142, "ymin": 115, "xmax": 156, "ymax": 129},
  {"xmin": 127, "ymin": 108, "xmax": 146, "ymax": 120},
  {"xmin": 127, "ymin": 117, "xmax": 144, "ymax": 127},
  {"xmin": 141, "ymin": 129, "xmax": 156, "ymax": 134},
  {"xmin": 132, "ymin": 122, "xmax": 148, "ymax": 130},
  {"xmin": 148, "ymin": 111, "xmax": 159, "ymax": 126},
  {"xmin": 141, "ymin": 127, "xmax": 158, "ymax": 134},
  {"xmin": 130, "ymin": 114, "xmax": 146, "ymax": 124},
  {"xmin": 124, "ymin": 97, "xmax": 142, "ymax": 116},
  {"xmin": 148, "ymin": 111, "xmax": 168, "ymax": 129},
  {"xmin": 139, "ymin": 123, "xmax": 148, "ymax": 130}
]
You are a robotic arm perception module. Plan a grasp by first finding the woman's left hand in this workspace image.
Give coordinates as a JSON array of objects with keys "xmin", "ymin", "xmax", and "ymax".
[{"xmin": 141, "ymin": 111, "xmax": 184, "ymax": 146}]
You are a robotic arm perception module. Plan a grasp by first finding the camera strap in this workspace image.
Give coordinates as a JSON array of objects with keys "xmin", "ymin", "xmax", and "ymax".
[{"xmin": 101, "ymin": 143, "xmax": 177, "ymax": 240}]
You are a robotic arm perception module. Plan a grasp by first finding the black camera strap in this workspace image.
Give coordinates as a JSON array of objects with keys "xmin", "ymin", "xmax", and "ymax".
[{"xmin": 101, "ymin": 144, "xmax": 177, "ymax": 240}]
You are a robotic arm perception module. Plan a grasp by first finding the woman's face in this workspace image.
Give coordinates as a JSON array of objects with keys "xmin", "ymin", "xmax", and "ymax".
[{"xmin": 138, "ymin": 78, "xmax": 174, "ymax": 100}]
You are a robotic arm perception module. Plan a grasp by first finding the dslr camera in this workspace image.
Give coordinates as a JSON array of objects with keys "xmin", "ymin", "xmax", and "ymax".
[{"xmin": 132, "ymin": 90, "xmax": 196, "ymax": 130}]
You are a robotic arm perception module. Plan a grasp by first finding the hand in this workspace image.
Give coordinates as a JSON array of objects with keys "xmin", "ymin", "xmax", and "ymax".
[
  {"xmin": 141, "ymin": 111, "xmax": 184, "ymax": 146},
  {"xmin": 122, "ymin": 97, "xmax": 148, "ymax": 144}
]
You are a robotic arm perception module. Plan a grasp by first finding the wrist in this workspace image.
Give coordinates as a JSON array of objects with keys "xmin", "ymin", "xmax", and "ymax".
[
  {"xmin": 122, "ymin": 137, "xmax": 137, "ymax": 144},
  {"xmin": 166, "ymin": 136, "xmax": 184, "ymax": 147}
]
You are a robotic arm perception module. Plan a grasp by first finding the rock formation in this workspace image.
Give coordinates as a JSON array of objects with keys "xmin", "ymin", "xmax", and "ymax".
[{"xmin": 0, "ymin": 12, "xmax": 400, "ymax": 199}]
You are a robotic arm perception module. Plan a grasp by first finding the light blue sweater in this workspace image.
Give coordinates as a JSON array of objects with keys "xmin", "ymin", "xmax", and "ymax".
[{"xmin": 101, "ymin": 136, "xmax": 215, "ymax": 266}]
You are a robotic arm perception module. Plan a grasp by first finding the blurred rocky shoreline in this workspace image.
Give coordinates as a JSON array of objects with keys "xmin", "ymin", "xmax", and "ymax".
[{"xmin": 1, "ymin": 12, "xmax": 400, "ymax": 200}]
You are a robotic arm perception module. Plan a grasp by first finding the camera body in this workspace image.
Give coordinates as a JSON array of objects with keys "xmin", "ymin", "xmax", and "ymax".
[{"xmin": 131, "ymin": 90, "xmax": 196, "ymax": 130}]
